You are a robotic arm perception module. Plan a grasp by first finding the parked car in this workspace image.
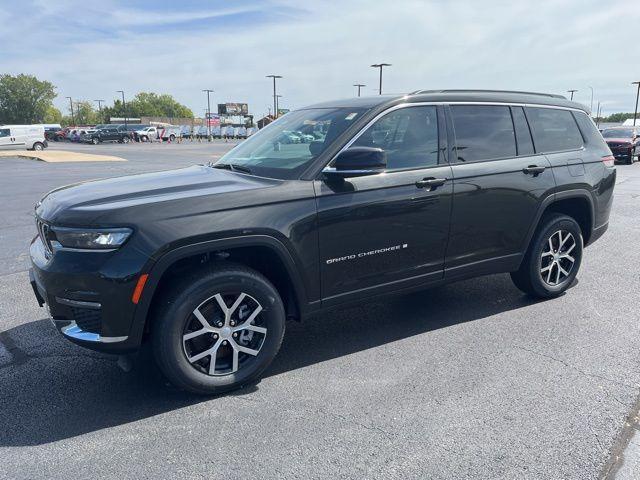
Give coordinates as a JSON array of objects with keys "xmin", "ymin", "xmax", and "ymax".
[
  {"xmin": 42, "ymin": 124, "xmax": 62, "ymax": 141},
  {"xmin": 135, "ymin": 126, "xmax": 159, "ymax": 142},
  {"xmin": 157, "ymin": 125, "xmax": 181, "ymax": 142},
  {"xmin": 83, "ymin": 126, "xmax": 132, "ymax": 144},
  {"xmin": 0, "ymin": 124, "xmax": 48, "ymax": 150},
  {"xmin": 601, "ymin": 126, "xmax": 639, "ymax": 164},
  {"xmin": 29, "ymin": 90, "xmax": 615, "ymax": 395}
]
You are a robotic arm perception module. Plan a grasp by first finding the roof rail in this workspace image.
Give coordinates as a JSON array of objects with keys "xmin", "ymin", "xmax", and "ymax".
[{"xmin": 409, "ymin": 89, "xmax": 567, "ymax": 100}]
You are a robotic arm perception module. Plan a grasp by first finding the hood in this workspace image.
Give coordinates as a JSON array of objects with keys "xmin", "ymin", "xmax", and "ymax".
[{"xmin": 36, "ymin": 165, "xmax": 280, "ymax": 225}]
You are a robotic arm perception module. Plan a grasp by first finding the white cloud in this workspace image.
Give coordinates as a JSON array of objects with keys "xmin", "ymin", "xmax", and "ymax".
[{"xmin": 3, "ymin": 0, "xmax": 639, "ymax": 119}]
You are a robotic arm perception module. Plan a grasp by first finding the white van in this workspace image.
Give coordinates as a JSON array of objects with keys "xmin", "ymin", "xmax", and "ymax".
[{"xmin": 0, "ymin": 125, "xmax": 47, "ymax": 151}]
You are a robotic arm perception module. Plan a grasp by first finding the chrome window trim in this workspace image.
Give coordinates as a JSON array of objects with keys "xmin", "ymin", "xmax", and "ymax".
[{"xmin": 321, "ymin": 101, "xmax": 588, "ymax": 175}]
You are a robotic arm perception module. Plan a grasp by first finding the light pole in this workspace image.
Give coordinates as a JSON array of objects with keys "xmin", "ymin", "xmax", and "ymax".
[
  {"xmin": 203, "ymin": 89, "xmax": 214, "ymax": 140},
  {"xmin": 371, "ymin": 63, "xmax": 391, "ymax": 95},
  {"xmin": 94, "ymin": 100, "xmax": 105, "ymax": 124},
  {"xmin": 116, "ymin": 90, "xmax": 127, "ymax": 129},
  {"xmin": 353, "ymin": 83, "xmax": 366, "ymax": 97},
  {"xmin": 587, "ymin": 87, "xmax": 594, "ymax": 114},
  {"xmin": 66, "ymin": 96, "xmax": 75, "ymax": 126},
  {"xmin": 596, "ymin": 101, "xmax": 601, "ymax": 127},
  {"xmin": 567, "ymin": 89, "xmax": 577, "ymax": 101},
  {"xmin": 266, "ymin": 75, "xmax": 282, "ymax": 118},
  {"xmin": 275, "ymin": 94, "xmax": 283, "ymax": 115},
  {"xmin": 632, "ymin": 81, "xmax": 640, "ymax": 127}
]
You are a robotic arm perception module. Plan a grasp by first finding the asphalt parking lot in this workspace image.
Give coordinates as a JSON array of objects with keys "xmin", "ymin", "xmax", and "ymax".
[{"xmin": 1, "ymin": 141, "xmax": 639, "ymax": 479}]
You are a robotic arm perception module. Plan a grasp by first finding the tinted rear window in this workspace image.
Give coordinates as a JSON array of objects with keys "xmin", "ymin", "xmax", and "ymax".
[
  {"xmin": 525, "ymin": 107, "xmax": 584, "ymax": 153},
  {"xmin": 450, "ymin": 105, "xmax": 516, "ymax": 162},
  {"xmin": 572, "ymin": 111, "xmax": 611, "ymax": 155}
]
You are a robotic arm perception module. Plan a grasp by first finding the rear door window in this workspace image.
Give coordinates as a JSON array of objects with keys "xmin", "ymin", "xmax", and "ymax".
[
  {"xmin": 450, "ymin": 105, "xmax": 516, "ymax": 162},
  {"xmin": 525, "ymin": 107, "xmax": 584, "ymax": 153}
]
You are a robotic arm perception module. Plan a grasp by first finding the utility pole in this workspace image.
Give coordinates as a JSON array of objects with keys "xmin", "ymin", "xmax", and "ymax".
[
  {"xmin": 203, "ymin": 89, "xmax": 214, "ymax": 140},
  {"xmin": 116, "ymin": 90, "xmax": 127, "ymax": 129},
  {"xmin": 353, "ymin": 83, "xmax": 366, "ymax": 97},
  {"xmin": 66, "ymin": 97, "xmax": 75, "ymax": 126},
  {"xmin": 632, "ymin": 81, "xmax": 640, "ymax": 127},
  {"xmin": 587, "ymin": 87, "xmax": 594, "ymax": 114},
  {"xmin": 266, "ymin": 75, "xmax": 282, "ymax": 118},
  {"xmin": 94, "ymin": 100, "xmax": 105, "ymax": 124},
  {"xmin": 567, "ymin": 89, "xmax": 577, "ymax": 101},
  {"xmin": 371, "ymin": 63, "xmax": 391, "ymax": 95}
]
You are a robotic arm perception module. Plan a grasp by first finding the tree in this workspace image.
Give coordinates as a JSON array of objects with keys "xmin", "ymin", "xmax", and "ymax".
[
  {"xmin": 102, "ymin": 92, "xmax": 193, "ymax": 121},
  {"xmin": 603, "ymin": 112, "xmax": 635, "ymax": 123},
  {"xmin": 43, "ymin": 105, "xmax": 62, "ymax": 124},
  {"xmin": 0, "ymin": 74, "xmax": 57, "ymax": 124}
]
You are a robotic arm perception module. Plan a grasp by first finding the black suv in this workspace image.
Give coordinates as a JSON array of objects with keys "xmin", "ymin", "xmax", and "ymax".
[
  {"xmin": 29, "ymin": 90, "xmax": 616, "ymax": 394},
  {"xmin": 84, "ymin": 126, "xmax": 132, "ymax": 144}
]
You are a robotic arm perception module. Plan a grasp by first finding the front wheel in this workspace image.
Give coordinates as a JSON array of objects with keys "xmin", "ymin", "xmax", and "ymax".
[
  {"xmin": 121, "ymin": 136, "xmax": 130, "ymax": 144},
  {"xmin": 511, "ymin": 213, "xmax": 583, "ymax": 298},
  {"xmin": 32, "ymin": 142, "xmax": 44, "ymax": 151},
  {"xmin": 152, "ymin": 264, "xmax": 286, "ymax": 395},
  {"xmin": 91, "ymin": 137, "xmax": 99, "ymax": 145}
]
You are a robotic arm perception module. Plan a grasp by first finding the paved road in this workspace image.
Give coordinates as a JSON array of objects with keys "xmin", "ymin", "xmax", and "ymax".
[{"xmin": 1, "ymin": 144, "xmax": 639, "ymax": 479}]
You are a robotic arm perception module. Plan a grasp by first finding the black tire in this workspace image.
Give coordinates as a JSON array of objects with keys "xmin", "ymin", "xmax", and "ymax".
[
  {"xmin": 627, "ymin": 152, "xmax": 634, "ymax": 165},
  {"xmin": 32, "ymin": 142, "xmax": 44, "ymax": 151},
  {"xmin": 91, "ymin": 137, "xmax": 99, "ymax": 145},
  {"xmin": 121, "ymin": 136, "xmax": 130, "ymax": 144},
  {"xmin": 510, "ymin": 213, "xmax": 583, "ymax": 298},
  {"xmin": 141, "ymin": 135, "xmax": 148, "ymax": 142},
  {"xmin": 152, "ymin": 263, "xmax": 286, "ymax": 395},
  {"xmin": 169, "ymin": 134, "xmax": 175, "ymax": 142}
]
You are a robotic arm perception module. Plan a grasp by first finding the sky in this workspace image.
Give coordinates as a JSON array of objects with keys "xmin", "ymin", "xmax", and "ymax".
[{"xmin": 2, "ymin": 0, "xmax": 639, "ymax": 119}]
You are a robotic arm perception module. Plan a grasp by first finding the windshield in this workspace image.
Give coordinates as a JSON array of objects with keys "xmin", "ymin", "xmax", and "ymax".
[
  {"xmin": 216, "ymin": 107, "xmax": 366, "ymax": 179},
  {"xmin": 602, "ymin": 128, "xmax": 634, "ymax": 138}
]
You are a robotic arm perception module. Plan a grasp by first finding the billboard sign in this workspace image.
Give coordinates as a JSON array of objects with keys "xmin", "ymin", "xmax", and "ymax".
[
  {"xmin": 206, "ymin": 115, "xmax": 221, "ymax": 127},
  {"xmin": 218, "ymin": 103, "xmax": 249, "ymax": 115}
]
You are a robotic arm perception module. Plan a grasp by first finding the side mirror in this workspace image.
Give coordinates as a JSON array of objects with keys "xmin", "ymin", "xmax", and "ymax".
[{"xmin": 324, "ymin": 147, "xmax": 387, "ymax": 179}]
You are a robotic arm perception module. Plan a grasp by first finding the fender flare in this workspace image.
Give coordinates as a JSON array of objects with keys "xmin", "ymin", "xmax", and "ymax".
[
  {"xmin": 128, "ymin": 235, "xmax": 310, "ymax": 345},
  {"xmin": 521, "ymin": 189, "xmax": 595, "ymax": 258}
]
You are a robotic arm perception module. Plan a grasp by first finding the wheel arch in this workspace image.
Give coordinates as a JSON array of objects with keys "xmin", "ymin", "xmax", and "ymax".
[
  {"xmin": 523, "ymin": 190, "xmax": 595, "ymax": 258},
  {"xmin": 131, "ymin": 235, "xmax": 309, "ymax": 345}
]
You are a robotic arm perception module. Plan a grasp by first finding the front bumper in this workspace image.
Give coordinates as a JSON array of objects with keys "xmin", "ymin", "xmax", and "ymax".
[{"xmin": 29, "ymin": 235, "xmax": 146, "ymax": 353}]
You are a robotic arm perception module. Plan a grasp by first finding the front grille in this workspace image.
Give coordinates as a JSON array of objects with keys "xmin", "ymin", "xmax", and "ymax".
[
  {"xmin": 36, "ymin": 218, "xmax": 53, "ymax": 257},
  {"xmin": 72, "ymin": 307, "xmax": 102, "ymax": 334}
]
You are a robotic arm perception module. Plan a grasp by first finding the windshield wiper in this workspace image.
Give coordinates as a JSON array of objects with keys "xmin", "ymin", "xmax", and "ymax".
[{"xmin": 209, "ymin": 163, "xmax": 252, "ymax": 174}]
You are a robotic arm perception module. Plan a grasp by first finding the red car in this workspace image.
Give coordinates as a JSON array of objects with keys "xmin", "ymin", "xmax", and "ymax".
[{"xmin": 601, "ymin": 126, "xmax": 639, "ymax": 164}]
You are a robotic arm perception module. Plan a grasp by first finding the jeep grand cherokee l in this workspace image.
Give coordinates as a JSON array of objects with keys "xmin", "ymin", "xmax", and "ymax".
[{"xmin": 29, "ymin": 90, "xmax": 616, "ymax": 395}]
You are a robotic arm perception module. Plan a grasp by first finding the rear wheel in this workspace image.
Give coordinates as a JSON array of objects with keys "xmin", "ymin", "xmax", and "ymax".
[
  {"xmin": 169, "ymin": 134, "xmax": 175, "ymax": 142},
  {"xmin": 511, "ymin": 213, "xmax": 583, "ymax": 298},
  {"xmin": 91, "ymin": 137, "xmax": 99, "ymax": 145},
  {"xmin": 121, "ymin": 136, "xmax": 130, "ymax": 144},
  {"xmin": 32, "ymin": 142, "xmax": 44, "ymax": 151},
  {"xmin": 152, "ymin": 264, "xmax": 286, "ymax": 395}
]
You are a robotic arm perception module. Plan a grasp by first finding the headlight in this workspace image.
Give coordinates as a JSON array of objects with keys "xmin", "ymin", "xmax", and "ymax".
[{"xmin": 51, "ymin": 227, "xmax": 132, "ymax": 250}]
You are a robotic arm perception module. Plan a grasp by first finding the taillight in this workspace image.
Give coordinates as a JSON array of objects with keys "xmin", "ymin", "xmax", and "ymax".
[{"xmin": 602, "ymin": 155, "xmax": 615, "ymax": 167}]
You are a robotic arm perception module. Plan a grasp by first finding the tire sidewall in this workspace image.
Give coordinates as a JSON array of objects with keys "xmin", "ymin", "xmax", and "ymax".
[
  {"xmin": 154, "ymin": 270, "xmax": 285, "ymax": 393},
  {"xmin": 528, "ymin": 216, "xmax": 583, "ymax": 296}
]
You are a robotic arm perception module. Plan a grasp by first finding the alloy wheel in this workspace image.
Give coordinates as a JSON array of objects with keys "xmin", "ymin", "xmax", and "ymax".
[
  {"xmin": 540, "ymin": 230, "xmax": 576, "ymax": 286},
  {"xmin": 182, "ymin": 292, "xmax": 267, "ymax": 376}
]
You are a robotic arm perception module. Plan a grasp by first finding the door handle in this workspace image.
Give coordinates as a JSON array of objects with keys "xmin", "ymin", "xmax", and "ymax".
[
  {"xmin": 522, "ymin": 165, "xmax": 546, "ymax": 175},
  {"xmin": 415, "ymin": 177, "xmax": 447, "ymax": 190}
]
